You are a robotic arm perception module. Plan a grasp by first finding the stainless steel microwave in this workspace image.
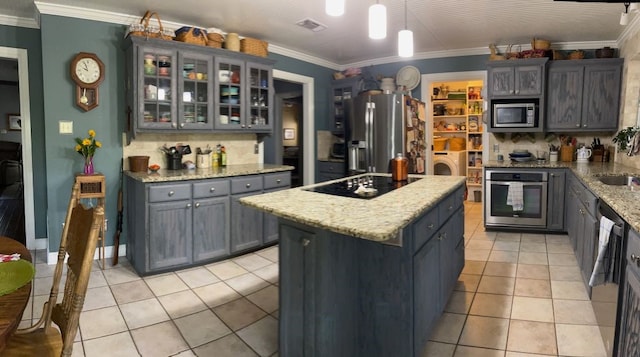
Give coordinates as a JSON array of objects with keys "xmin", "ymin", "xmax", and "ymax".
[{"xmin": 492, "ymin": 100, "xmax": 538, "ymax": 128}]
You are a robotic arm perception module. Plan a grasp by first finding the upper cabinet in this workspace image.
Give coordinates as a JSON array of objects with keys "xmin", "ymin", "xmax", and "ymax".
[
  {"xmin": 486, "ymin": 58, "xmax": 548, "ymax": 98},
  {"xmin": 329, "ymin": 76, "xmax": 363, "ymax": 133},
  {"xmin": 125, "ymin": 37, "xmax": 275, "ymax": 137},
  {"xmin": 546, "ymin": 58, "xmax": 622, "ymax": 132}
]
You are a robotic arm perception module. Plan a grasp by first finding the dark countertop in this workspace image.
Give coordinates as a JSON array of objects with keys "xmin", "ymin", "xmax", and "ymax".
[{"xmin": 124, "ymin": 164, "xmax": 293, "ymax": 183}]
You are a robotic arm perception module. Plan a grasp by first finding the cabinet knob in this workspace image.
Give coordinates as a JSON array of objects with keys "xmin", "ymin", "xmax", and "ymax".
[
  {"xmin": 579, "ymin": 208, "xmax": 584, "ymax": 215},
  {"xmin": 172, "ymin": 123, "xmax": 177, "ymax": 128},
  {"xmin": 180, "ymin": 123, "xmax": 185, "ymax": 128},
  {"xmin": 583, "ymin": 124, "xmax": 587, "ymax": 128},
  {"xmin": 194, "ymin": 202, "xmax": 200, "ymax": 208},
  {"xmin": 448, "ymin": 205, "xmax": 453, "ymax": 211},
  {"xmin": 246, "ymin": 183, "xmax": 251, "ymax": 188},
  {"xmin": 247, "ymin": 125, "xmax": 252, "ymax": 128},
  {"xmin": 631, "ymin": 254, "xmax": 640, "ymax": 265},
  {"xmin": 514, "ymin": 90, "xmax": 519, "ymax": 94},
  {"xmin": 576, "ymin": 123, "xmax": 580, "ymax": 127},
  {"xmin": 210, "ymin": 187, "xmax": 216, "ymax": 192},
  {"xmin": 427, "ymin": 223, "xmax": 434, "ymax": 229},
  {"xmin": 241, "ymin": 124, "xmax": 246, "ymax": 128},
  {"xmin": 302, "ymin": 238, "xmax": 310, "ymax": 247},
  {"xmin": 550, "ymin": 173, "xmax": 555, "ymax": 177},
  {"xmin": 186, "ymin": 203, "xmax": 192, "ymax": 208},
  {"xmin": 510, "ymin": 90, "xmax": 514, "ymax": 94},
  {"xmin": 276, "ymin": 179, "xmax": 281, "ymax": 184},
  {"xmin": 168, "ymin": 191, "xmax": 175, "ymax": 196}
]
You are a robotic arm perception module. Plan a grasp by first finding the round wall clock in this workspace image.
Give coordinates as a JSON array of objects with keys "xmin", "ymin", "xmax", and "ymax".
[{"xmin": 70, "ymin": 52, "xmax": 105, "ymax": 112}]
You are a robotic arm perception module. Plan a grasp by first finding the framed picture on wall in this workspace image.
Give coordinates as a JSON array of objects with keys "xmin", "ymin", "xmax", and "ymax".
[
  {"xmin": 7, "ymin": 114, "xmax": 21, "ymax": 131},
  {"xmin": 284, "ymin": 128, "xmax": 295, "ymax": 140}
]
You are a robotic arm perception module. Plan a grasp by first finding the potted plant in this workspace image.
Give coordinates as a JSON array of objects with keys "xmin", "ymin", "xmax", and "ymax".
[{"xmin": 612, "ymin": 126, "xmax": 640, "ymax": 151}]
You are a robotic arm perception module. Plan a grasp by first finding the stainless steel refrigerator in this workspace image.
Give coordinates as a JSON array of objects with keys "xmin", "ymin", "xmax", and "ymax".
[{"xmin": 345, "ymin": 92, "xmax": 426, "ymax": 175}]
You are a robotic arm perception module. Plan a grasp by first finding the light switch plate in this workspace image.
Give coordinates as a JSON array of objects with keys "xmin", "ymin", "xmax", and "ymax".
[{"xmin": 59, "ymin": 120, "xmax": 73, "ymax": 134}]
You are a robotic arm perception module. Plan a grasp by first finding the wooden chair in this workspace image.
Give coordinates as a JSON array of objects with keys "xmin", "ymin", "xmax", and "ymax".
[{"xmin": 3, "ymin": 182, "xmax": 104, "ymax": 356}]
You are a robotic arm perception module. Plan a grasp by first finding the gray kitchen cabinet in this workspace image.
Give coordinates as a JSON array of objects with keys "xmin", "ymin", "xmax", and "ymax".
[
  {"xmin": 317, "ymin": 160, "xmax": 346, "ymax": 183},
  {"xmin": 330, "ymin": 76, "xmax": 363, "ymax": 132},
  {"xmin": 126, "ymin": 172, "xmax": 289, "ymax": 275},
  {"xmin": 618, "ymin": 228, "xmax": 640, "ymax": 357},
  {"xmin": 230, "ymin": 175, "xmax": 264, "ymax": 253},
  {"xmin": 148, "ymin": 199, "xmax": 192, "ymax": 270},
  {"xmin": 263, "ymin": 172, "xmax": 292, "ymax": 244},
  {"xmin": 547, "ymin": 169, "xmax": 566, "ymax": 231},
  {"xmin": 487, "ymin": 58, "xmax": 547, "ymax": 98},
  {"xmin": 546, "ymin": 58, "xmax": 622, "ymax": 132},
  {"xmin": 279, "ymin": 184, "xmax": 465, "ymax": 356},
  {"xmin": 125, "ymin": 36, "xmax": 274, "ymax": 138}
]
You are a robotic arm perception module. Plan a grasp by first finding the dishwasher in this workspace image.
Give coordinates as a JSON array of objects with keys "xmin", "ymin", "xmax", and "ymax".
[{"xmin": 591, "ymin": 200, "xmax": 626, "ymax": 357}]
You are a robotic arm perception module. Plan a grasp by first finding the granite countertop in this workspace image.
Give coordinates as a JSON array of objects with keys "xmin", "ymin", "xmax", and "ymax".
[
  {"xmin": 124, "ymin": 164, "xmax": 293, "ymax": 183},
  {"xmin": 240, "ymin": 174, "xmax": 466, "ymax": 245},
  {"xmin": 485, "ymin": 160, "xmax": 640, "ymax": 233}
]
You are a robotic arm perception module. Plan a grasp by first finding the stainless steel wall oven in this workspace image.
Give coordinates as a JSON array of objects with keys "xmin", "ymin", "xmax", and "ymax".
[{"xmin": 485, "ymin": 170, "xmax": 548, "ymax": 228}]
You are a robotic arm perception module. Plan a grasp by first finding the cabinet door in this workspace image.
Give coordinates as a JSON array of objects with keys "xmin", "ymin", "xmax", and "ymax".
[
  {"xmin": 547, "ymin": 170, "xmax": 566, "ymax": 230},
  {"xmin": 231, "ymin": 192, "xmax": 263, "ymax": 253},
  {"xmin": 193, "ymin": 196, "xmax": 230, "ymax": 262},
  {"xmin": 413, "ymin": 235, "xmax": 441, "ymax": 355},
  {"xmin": 515, "ymin": 65, "xmax": 543, "ymax": 96},
  {"xmin": 179, "ymin": 52, "xmax": 214, "ymax": 130},
  {"xmin": 279, "ymin": 224, "xmax": 317, "ymax": 356},
  {"xmin": 137, "ymin": 47, "xmax": 177, "ymax": 130},
  {"xmin": 263, "ymin": 187, "xmax": 287, "ymax": 244},
  {"xmin": 214, "ymin": 57, "xmax": 245, "ymax": 130},
  {"xmin": 582, "ymin": 63, "xmax": 622, "ymax": 131},
  {"xmin": 618, "ymin": 267, "xmax": 640, "ymax": 357},
  {"xmin": 330, "ymin": 76, "xmax": 362, "ymax": 132},
  {"xmin": 148, "ymin": 200, "xmax": 192, "ymax": 270},
  {"xmin": 546, "ymin": 65, "xmax": 584, "ymax": 130},
  {"xmin": 246, "ymin": 62, "xmax": 273, "ymax": 131},
  {"xmin": 488, "ymin": 66, "xmax": 515, "ymax": 96}
]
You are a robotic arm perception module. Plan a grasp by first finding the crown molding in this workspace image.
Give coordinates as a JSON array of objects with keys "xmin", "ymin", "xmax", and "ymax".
[
  {"xmin": 267, "ymin": 44, "xmax": 336, "ymax": 70},
  {"xmin": 0, "ymin": 13, "xmax": 39, "ymax": 29}
]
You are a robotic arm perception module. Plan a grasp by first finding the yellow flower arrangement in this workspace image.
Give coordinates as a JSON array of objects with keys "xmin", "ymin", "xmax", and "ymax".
[{"xmin": 74, "ymin": 129, "xmax": 102, "ymax": 161}]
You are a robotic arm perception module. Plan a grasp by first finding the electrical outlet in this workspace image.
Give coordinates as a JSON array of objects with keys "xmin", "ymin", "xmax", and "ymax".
[
  {"xmin": 493, "ymin": 144, "xmax": 500, "ymax": 153},
  {"xmin": 104, "ymin": 219, "xmax": 108, "ymax": 232},
  {"xmin": 254, "ymin": 143, "xmax": 259, "ymax": 154}
]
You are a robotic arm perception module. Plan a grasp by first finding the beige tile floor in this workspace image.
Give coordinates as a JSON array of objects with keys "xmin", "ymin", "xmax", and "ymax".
[
  {"xmin": 424, "ymin": 201, "xmax": 608, "ymax": 357},
  {"xmin": 20, "ymin": 201, "xmax": 607, "ymax": 356}
]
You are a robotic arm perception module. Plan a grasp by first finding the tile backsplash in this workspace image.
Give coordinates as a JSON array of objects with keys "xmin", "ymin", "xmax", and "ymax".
[{"xmin": 123, "ymin": 133, "xmax": 259, "ymax": 170}]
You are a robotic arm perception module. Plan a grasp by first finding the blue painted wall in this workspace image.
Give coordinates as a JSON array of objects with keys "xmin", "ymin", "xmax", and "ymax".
[{"xmin": 2, "ymin": 15, "xmax": 489, "ymax": 252}]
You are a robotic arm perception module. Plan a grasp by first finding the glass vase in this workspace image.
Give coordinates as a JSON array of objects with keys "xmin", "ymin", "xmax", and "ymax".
[{"xmin": 83, "ymin": 157, "xmax": 94, "ymax": 175}]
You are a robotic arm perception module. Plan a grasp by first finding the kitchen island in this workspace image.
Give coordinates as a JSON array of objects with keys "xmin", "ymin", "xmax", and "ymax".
[{"xmin": 240, "ymin": 174, "xmax": 466, "ymax": 357}]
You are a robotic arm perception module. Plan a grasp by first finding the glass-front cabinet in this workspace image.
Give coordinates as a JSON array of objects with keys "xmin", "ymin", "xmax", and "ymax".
[
  {"xmin": 126, "ymin": 37, "xmax": 274, "ymax": 136},
  {"xmin": 139, "ymin": 47, "xmax": 177, "ymax": 130},
  {"xmin": 179, "ymin": 52, "xmax": 213, "ymax": 130},
  {"xmin": 214, "ymin": 58, "xmax": 244, "ymax": 130},
  {"xmin": 247, "ymin": 63, "xmax": 272, "ymax": 131}
]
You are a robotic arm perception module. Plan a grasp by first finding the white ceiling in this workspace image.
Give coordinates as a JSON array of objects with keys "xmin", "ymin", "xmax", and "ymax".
[{"xmin": 0, "ymin": 0, "xmax": 638, "ymax": 67}]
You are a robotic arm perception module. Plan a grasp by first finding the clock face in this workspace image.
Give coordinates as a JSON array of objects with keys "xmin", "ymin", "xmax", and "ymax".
[{"xmin": 75, "ymin": 58, "xmax": 101, "ymax": 84}]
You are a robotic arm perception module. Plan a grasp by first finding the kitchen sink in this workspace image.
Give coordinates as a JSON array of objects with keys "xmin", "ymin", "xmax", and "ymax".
[{"xmin": 597, "ymin": 175, "xmax": 640, "ymax": 186}]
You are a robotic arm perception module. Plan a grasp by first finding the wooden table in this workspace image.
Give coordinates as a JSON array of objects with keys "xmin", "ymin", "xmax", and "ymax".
[{"xmin": 0, "ymin": 237, "xmax": 32, "ymax": 352}]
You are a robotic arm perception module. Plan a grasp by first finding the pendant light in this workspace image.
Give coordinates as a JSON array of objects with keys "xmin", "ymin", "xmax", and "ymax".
[
  {"xmin": 326, "ymin": 0, "xmax": 345, "ymax": 16},
  {"xmin": 398, "ymin": 0, "xmax": 413, "ymax": 57},
  {"xmin": 368, "ymin": 1, "xmax": 387, "ymax": 39},
  {"xmin": 621, "ymin": 2, "xmax": 630, "ymax": 25}
]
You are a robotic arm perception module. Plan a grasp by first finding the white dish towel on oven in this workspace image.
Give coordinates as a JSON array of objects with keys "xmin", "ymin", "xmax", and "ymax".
[
  {"xmin": 506, "ymin": 182, "xmax": 524, "ymax": 211},
  {"xmin": 589, "ymin": 216, "xmax": 615, "ymax": 287}
]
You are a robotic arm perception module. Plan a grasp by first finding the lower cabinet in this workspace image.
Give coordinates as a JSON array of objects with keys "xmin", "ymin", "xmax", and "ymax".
[
  {"xmin": 317, "ymin": 160, "xmax": 345, "ymax": 182},
  {"xmin": 546, "ymin": 169, "xmax": 566, "ymax": 231},
  {"xmin": 618, "ymin": 229, "xmax": 640, "ymax": 356},
  {"xmin": 126, "ymin": 171, "xmax": 290, "ymax": 275},
  {"xmin": 279, "ymin": 184, "xmax": 465, "ymax": 357}
]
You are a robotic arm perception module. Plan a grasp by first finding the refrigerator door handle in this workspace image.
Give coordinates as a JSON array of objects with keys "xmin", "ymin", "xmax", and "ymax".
[{"xmin": 367, "ymin": 102, "xmax": 375, "ymax": 172}]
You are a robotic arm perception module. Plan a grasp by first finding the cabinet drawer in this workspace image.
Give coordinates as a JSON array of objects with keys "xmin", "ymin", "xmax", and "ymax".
[
  {"xmin": 318, "ymin": 161, "xmax": 345, "ymax": 174},
  {"xmin": 413, "ymin": 207, "xmax": 439, "ymax": 252},
  {"xmin": 264, "ymin": 172, "xmax": 291, "ymax": 190},
  {"xmin": 148, "ymin": 183, "xmax": 191, "ymax": 203},
  {"xmin": 193, "ymin": 179, "xmax": 230, "ymax": 199},
  {"xmin": 628, "ymin": 229, "xmax": 640, "ymax": 278},
  {"xmin": 231, "ymin": 175, "xmax": 263, "ymax": 194},
  {"xmin": 438, "ymin": 192, "xmax": 458, "ymax": 221}
]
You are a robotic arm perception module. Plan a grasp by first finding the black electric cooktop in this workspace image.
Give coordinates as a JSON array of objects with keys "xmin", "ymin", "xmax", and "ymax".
[{"xmin": 304, "ymin": 175, "xmax": 422, "ymax": 199}]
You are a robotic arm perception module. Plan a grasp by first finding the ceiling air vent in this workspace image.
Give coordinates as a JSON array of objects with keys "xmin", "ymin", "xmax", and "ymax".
[{"xmin": 296, "ymin": 18, "xmax": 327, "ymax": 32}]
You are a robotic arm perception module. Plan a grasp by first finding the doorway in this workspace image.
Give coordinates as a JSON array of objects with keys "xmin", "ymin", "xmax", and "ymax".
[
  {"xmin": 0, "ymin": 47, "xmax": 35, "ymax": 249},
  {"xmin": 275, "ymin": 85, "xmax": 303, "ymax": 187}
]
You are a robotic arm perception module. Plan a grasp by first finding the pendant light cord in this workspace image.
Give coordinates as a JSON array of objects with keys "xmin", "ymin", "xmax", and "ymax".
[{"xmin": 404, "ymin": 0, "xmax": 408, "ymax": 30}]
